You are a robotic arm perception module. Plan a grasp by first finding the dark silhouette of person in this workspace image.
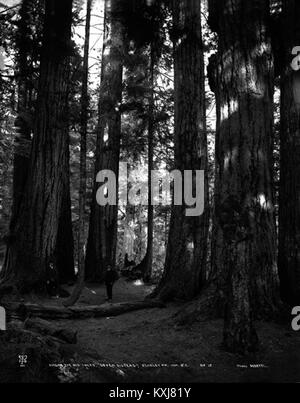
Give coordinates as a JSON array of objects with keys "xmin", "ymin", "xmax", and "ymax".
[
  {"xmin": 46, "ymin": 261, "xmax": 59, "ymax": 297},
  {"xmin": 104, "ymin": 265, "xmax": 119, "ymax": 301}
]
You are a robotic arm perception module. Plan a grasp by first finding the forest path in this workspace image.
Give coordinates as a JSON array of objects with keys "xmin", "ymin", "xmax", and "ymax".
[
  {"xmin": 38, "ymin": 277, "xmax": 300, "ymax": 383},
  {"xmin": 77, "ymin": 277, "xmax": 155, "ymax": 305}
]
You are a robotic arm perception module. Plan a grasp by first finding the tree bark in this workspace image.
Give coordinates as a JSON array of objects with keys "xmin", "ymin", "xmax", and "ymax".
[
  {"xmin": 6, "ymin": 0, "xmax": 74, "ymax": 286},
  {"xmin": 206, "ymin": 52, "xmax": 225, "ymax": 316},
  {"xmin": 208, "ymin": 0, "xmax": 277, "ymax": 353},
  {"xmin": 1, "ymin": 0, "xmax": 73, "ymax": 292},
  {"xmin": 153, "ymin": 0, "xmax": 209, "ymax": 301},
  {"xmin": 134, "ymin": 44, "xmax": 155, "ymax": 283},
  {"xmin": 85, "ymin": 0, "xmax": 124, "ymax": 281},
  {"xmin": 64, "ymin": 0, "xmax": 92, "ymax": 306},
  {"xmin": 10, "ymin": 0, "xmax": 34, "ymax": 229},
  {"xmin": 142, "ymin": 48, "xmax": 154, "ymax": 283},
  {"xmin": 55, "ymin": 152, "xmax": 75, "ymax": 284},
  {"xmin": 278, "ymin": 0, "xmax": 300, "ymax": 306}
]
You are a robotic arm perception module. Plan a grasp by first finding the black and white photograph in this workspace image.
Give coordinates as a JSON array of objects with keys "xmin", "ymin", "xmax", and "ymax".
[{"xmin": 0, "ymin": 0, "xmax": 299, "ymax": 386}]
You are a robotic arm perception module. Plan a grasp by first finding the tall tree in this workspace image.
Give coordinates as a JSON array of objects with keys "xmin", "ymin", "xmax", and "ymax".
[
  {"xmin": 85, "ymin": 0, "xmax": 124, "ymax": 281},
  {"xmin": 278, "ymin": 0, "xmax": 300, "ymax": 306},
  {"xmin": 142, "ymin": 44, "xmax": 155, "ymax": 283},
  {"xmin": 55, "ymin": 169, "xmax": 75, "ymax": 284},
  {"xmin": 117, "ymin": 0, "xmax": 166, "ymax": 283},
  {"xmin": 154, "ymin": 0, "xmax": 209, "ymax": 300},
  {"xmin": 127, "ymin": 43, "xmax": 156, "ymax": 283},
  {"xmin": 208, "ymin": 0, "xmax": 277, "ymax": 353},
  {"xmin": 11, "ymin": 0, "xmax": 34, "ymax": 229},
  {"xmin": 1, "ymin": 0, "xmax": 74, "ymax": 292},
  {"xmin": 64, "ymin": 0, "xmax": 92, "ymax": 306}
]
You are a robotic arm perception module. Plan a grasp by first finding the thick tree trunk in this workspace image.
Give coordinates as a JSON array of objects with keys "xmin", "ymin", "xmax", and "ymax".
[
  {"xmin": 55, "ymin": 151, "xmax": 75, "ymax": 284},
  {"xmin": 153, "ymin": 0, "xmax": 209, "ymax": 301},
  {"xmin": 278, "ymin": 0, "xmax": 300, "ymax": 306},
  {"xmin": 142, "ymin": 66, "xmax": 154, "ymax": 283},
  {"xmin": 206, "ymin": 52, "xmax": 225, "ymax": 316},
  {"xmin": 85, "ymin": 0, "xmax": 124, "ymax": 281},
  {"xmin": 64, "ymin": 0, "xmax": 92, "ymax": 306},
  {"xmin": 1, "ymin": 0, "xmax": 73, "ymax": 292},
  {"xmin": 10, "ymin": 0, "xmax": 34, "ymax": 229},
  {"xmin": 6, "ymin": 0, "xmax": 74, "ymax": 286},
  {"xmin": 208, "ymin": 0, "xmax": 277, "ymax": 353},
  {"xmin": 136, "ymin": 45, "xmax": 155, "ymax": 283}
]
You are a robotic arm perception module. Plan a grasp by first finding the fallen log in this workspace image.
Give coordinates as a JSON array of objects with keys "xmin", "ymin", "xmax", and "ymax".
[
  {"xmin": 4, "ymin": 300, "xmax": 165, "ymax": 320},
  {"xmin": 25, "ymin": 317, "xmax": 77, "ymax": 343}
]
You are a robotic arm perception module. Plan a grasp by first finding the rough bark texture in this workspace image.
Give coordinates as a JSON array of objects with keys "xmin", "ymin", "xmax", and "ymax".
[
  {"xmin": 10, "ymin": 0, "xmax": 34, "ymax": 229},
  {"xmin": 143, "ymin": 46, "xmax": 155, "ymax": 283},
  {"xmin": 153, "ymin": 0, "xmax": 209, "ymax": 301},
  {"xmin": 55, "ymin": 154, "xmax": 75, "ymax": 284},
  {"xmin": 208, "ymin": 0, "xmax": 277, "ymax": 353},
  {"xmin": 1, "ymin": 0, "xmax": 73, "ymax": 292},
  {"xmin": 135, "ymin": 45, "xmax": 155, "ymax": 283},
  {"xmin": 278, "ymin": 0, "xmax": 300, "ymax": 306},
  {"xmin": 7, "ymin": 0, "xmax": 74, "ymax": 286},
  {"xmin": 85, "ymin": 0, "xmax": 124, "ymax": 281},
  {"xmin": 64, "ymin": 0, "xmax": 92, "ymax": 306}
]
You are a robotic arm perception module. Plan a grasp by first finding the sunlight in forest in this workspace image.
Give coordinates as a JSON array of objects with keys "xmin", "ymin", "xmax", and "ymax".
[
  {"xmin": 256, "ymin": 193, "xmax": 273, "ymax": 211},
  {"xmin": 174, "ymin": 34, "xmax": 188, "ymax": 50},
  {"xmin": 103, "ymin": 46, "xmax": 111, "ymax": 57},
  {"xmin": 251, "ymin": 42, "xmax": 269, "ymax": 58},
  {"xmin": 86, "ymin": 288, "xmax": 97, "ymax": 295},
  {"xmin": 187, "ymin": 241, "xmax": 194, "ymax": 252},
  {"xmin": 133, "ymin": 279, "xmax": 144, "ymax": 286},
  {"xmin": 221, "ymin": 99, "xmax": 239, "ymax": 121},
  {"xmin": 0, "ymin": 0, "xmax": 298, "ymax": 383},
  {"xmin": 224, "ymin": 147, "xmax": 238, "ymax": 170},
  {"xmin": 103, "ymin": 125, "xmax": 109, "ymax": 143}
]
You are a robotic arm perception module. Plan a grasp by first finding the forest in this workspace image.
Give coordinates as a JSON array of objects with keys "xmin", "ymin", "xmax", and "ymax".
[{"xmin": 0, "ymin": 0, "xmax": 299, "ymax": 384}]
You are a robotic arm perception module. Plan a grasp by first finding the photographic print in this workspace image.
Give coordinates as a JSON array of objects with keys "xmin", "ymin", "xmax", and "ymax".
[{"xmin": 0, "ymin": 0, "xmax": 299, "ymax": 388}]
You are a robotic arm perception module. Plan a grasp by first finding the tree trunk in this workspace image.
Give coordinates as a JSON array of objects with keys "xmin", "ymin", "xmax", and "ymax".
[
  {"xmin": 1, "ymin": 0, "xmax": 73, "ymax": 292},
  {"xmin": 6, "ymin": 0, "xmax": 74, "ymax": 286},
  {"xmin": 278, "ymin": 0, "xmax": 300, "ymax": 306},
  {"xmin": 206, "ymin": 52, "xmax": 225, "ymax": 316},
  {"xmin": 153, "ymin": 0, "xmax": 209, "ymax": 301},
  {"xmin": 143, "ymin": 48, "xmax": 154, "ymax": 283},
  {"xmin": 64, "ymin": 0, "xmax": 92, "ymax": 306},
  {"xmin": 55, "ymin": 151, "xmax": 75, "ymax": 284},
  {"xmin": 10, "ymin": 0, "xmax": 34, "ymax": 229},
  {"xmin": 85, "ymin": 0, "xmax": 124, "ymax": 281},
  {"xmin": 135, "ymin": 44, "xmax": 155, "ymax": 283},
  {"xmin": 208, "ymin": 0, "xmax": 277, "ymax": 353}
]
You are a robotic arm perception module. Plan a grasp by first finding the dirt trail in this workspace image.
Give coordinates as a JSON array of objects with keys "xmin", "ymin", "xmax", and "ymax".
[{"xmin": 29, "ymin": 277, "xmax": 300, "ymax": 383}]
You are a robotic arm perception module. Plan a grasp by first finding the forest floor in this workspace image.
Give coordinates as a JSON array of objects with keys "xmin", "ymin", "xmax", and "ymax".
[{"xmin": 15, "ymin": 277, "xmax": 300, "ymax": 383}]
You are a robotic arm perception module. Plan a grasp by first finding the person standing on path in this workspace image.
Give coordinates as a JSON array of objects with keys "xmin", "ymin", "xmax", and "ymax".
[{"xmin": 104, "ymin": 265, "xmax": 119, "ymax": 301}]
